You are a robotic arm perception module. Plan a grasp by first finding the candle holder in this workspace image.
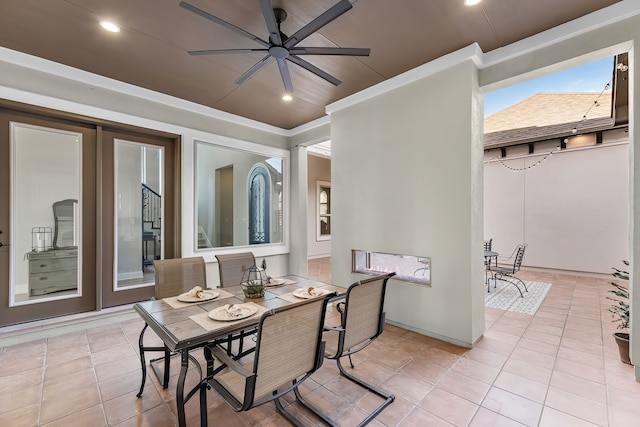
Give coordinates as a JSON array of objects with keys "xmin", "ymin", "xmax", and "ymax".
[{"xmin": 32, "ymin": 227, "xmax": 53, "ymax": 252}]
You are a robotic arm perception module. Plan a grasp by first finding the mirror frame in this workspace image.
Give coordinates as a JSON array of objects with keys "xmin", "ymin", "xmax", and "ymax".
[{"xmin": 193, "ymin": 137, "xmax": 290, "ymax": 257}]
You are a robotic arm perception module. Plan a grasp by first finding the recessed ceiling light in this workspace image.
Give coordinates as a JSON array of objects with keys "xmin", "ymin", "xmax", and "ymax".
[
  {"xmin": 100, "ymin": 21, "xmax": 120, "ymax": 33},
  {"xmin": 464, "ymin": 0, "xmax": 482, "ymax": 5},
  {"xmin": 282, "ymin": 94, "xmax": 293, "ymax": 102}
]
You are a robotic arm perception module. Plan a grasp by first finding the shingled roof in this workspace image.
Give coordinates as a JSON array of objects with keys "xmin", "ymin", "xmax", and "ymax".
[{"xmin": 484, "ymin": 92, "xmax": 614, "ymax": 148}]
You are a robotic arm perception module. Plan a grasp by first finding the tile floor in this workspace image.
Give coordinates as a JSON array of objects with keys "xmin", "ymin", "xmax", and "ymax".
[{"xmin": 1, "ymin": 257, "xmax": 639, "ymax": 426}]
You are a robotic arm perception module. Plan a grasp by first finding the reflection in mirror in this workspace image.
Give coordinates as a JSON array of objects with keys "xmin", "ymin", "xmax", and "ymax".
[
  {"xmin": 11, "ymin": 123, "xmax": 81, "ymax": 305},
  {"xmin": 196, "ymin": 141, "xmax": 286, "ymax": 249},
  {"xmin": 114, "ymin": 140, "xmax": 163, "ymax": 290},
  {"xmin": 53, "ymin": 199, "xmax": 78, "ymax": 249}
]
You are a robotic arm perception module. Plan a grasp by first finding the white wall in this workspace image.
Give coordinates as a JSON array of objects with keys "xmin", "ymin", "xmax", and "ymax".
[
  {"xmin": 307, "ymin": 155, "xmax": 331, "ymax": 258},
  {"xmin": 484, "ymin": 141, "xmax": 629, "ymax": 274},
  {"xmin": 478, "ymin": 3, "xmax": 640, "ymax": 373},
  {"xmin": 330, "ymin": 60, "xmax": 485, "ymax": 347}
]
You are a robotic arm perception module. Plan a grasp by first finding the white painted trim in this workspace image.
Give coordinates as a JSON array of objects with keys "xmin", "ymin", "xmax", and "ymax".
[
  {"xmin": 288, "ymin": 114, "xmax": 330, "ymax": 135},
  {"xmin": 326, "ymin": 43, "xmax": 484, "ymax": 115}
]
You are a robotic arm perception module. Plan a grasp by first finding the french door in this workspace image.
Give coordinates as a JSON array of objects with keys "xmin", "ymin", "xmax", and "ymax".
[
  {"xmin": 0, "ymin": 109, "xmax": 97, "ymax": 326},
  {"xmin": 0, "ymin": 105, "xmax": 180, "ymax": 326}
]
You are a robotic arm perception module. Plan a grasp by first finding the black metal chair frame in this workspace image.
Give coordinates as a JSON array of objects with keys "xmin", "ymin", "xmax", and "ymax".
[
  {"xmin": 201, "ymin": 293, "xmax": 336, "ymax": 427},
  {"xmin": 488, "ymin": 244, "xmax": 528, "ymax": 298},
  {"xmin": 296, "ymin": 272, "xmax": 396, "ymax": 427}
]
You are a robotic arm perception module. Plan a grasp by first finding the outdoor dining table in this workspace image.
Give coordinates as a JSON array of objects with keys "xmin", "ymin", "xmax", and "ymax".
[
  {"xmin": 133, "ymin": 275, "xmax": 346, "ymax": 427},
  {"xmin": 484, "ymin": 250, "xmax": 499, "ymax": 288}
]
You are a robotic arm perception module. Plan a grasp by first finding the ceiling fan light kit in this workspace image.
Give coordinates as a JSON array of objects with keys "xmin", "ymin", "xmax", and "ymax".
[{"xmin": 179, "ymin": 0, "xmax": 370, "ymax": 95}]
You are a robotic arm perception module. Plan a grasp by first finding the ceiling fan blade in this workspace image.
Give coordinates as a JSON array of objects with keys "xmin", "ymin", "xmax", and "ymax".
[
  {"xmin": 235, "ymin": 55, "xmax": 276, "ymax": 85},
  {"xmin": 289, "ymin": 47, "xmax": 371, "ymax": 56},
  {"xmin": 188, "ymin": 48, "xmax": 269, "ymax": 56},
  {"xmin": 259, "ymin": 0, "xmax": 283, "ymax": 46},
  {"xmin": 276, "ymin": 58, "xmax": 294, "ymax": 93},
  {"xmin": 284, "ymin": 0, "xmax": 352, "ymax": 49},
  {"xmin": 287, "ymin": 55, "xmax": 341, "ymax": 86},
  {"xmin": 179, "ymin": 1, "xmax": 270, "ymax": 48}
]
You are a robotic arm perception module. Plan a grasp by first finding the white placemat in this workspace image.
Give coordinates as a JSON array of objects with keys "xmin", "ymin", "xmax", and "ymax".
[
  {"xmin": 163, "ymin": 288, "xmax": 235, "ymax": 309},
  {"xmin": 189, "ymin": 302, "xmax": 270, "ymax": 332}
]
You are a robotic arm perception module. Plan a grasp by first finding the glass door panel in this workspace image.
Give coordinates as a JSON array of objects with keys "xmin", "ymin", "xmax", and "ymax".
[{"xmin": 114, "ymin": 139, "xmax": 163, "ymax": 290}]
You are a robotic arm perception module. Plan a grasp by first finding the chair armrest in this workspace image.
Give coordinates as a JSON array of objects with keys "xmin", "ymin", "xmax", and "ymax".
[{"xmin": 210, "ymin": 345, "xmax": 253, "ymax": 379}]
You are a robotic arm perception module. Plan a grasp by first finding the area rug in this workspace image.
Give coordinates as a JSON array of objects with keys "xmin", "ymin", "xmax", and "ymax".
[{"xmin": 484, "ymin": 280, "xmax": 552, "ymax": 315}]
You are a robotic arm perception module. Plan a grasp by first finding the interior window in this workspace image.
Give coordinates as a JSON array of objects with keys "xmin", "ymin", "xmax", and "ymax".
[{"xmin": 317, "ymin": 181, "xmax": 331, "ymax": 241}]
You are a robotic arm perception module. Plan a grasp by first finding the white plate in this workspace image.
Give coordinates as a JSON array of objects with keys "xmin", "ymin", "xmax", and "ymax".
[
  {"xmin": 208, "ymin": 304, "xmax": 258, "ymax": 321},
  {"xmin": 176, "ymin": 290, "xmax": 219, "ymax": 303},
  {"xmin": 265, "ymin": 278, "xmax": 286, "ymax": 287},
  {"xmin": 292, "ymin": 287, "xmax": 331, "ymax": 299}
]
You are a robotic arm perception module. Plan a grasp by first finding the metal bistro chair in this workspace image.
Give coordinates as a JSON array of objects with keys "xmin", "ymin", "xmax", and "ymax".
[
  {"xmin": 298, "ymin": 272, "xmax": 396, "ymax": 427},
  {"xmin": 204, "ymin": 292, "xmax": 336, "ymax": 427},
  {"xmin": 215, "ymin": 252, "xmax": 259, "ymax": 358},
  {"xmin": 137, "ymin": 256, "xmax": 207, "ymax": 396},
  {"xmin": 483, "ymin": 238, "xmax": 493, "ymax": 265},
  {"xmin": 488, "ymin": 243, "xmax": 528, "ymax": 298}
]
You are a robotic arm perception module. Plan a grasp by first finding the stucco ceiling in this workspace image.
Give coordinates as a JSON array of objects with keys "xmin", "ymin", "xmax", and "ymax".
[{"xmin": 0, "ymin": 0, "xmax": 621, "ymax": 129}]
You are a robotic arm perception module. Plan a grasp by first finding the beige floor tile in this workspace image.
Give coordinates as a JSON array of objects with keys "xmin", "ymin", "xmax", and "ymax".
[
  {"xmin": 435, "ymin": 370, "xmax": 490, "ymax": 404},
  {"xmin": 539, "ymin": 406, "xmax": 602, "ymax": 427},
  {"xmin": 544, "ymin": 387, "xmax": 608, "ymax": 426},
  {"xmin": 549, "ymin": 371, "xmax": 607, "ymax": 403},
  {"xmin": 469, "ymin": 407, "xmax": 527, "ymax": 426},
  {"xmin": 481, "ymin": 387, "xmax": 543, "ymax": 427},
  {"xmin": 40, "ymin": 404, "xmax": 107, "ymax": 427},
  {"xmin": 399, "ymin": 407, "xmax": 455, "ymax": 426},
  {"xmin": 494, "ymin": 370, "xmax": 548, "ymax": 403},
  {"xmin": 419, "ymin": 388, "xmax": 478, "ymax": 427},
  {"xmin": 451, "ymin": 357, "xmax": 501, "ymax": 385}
]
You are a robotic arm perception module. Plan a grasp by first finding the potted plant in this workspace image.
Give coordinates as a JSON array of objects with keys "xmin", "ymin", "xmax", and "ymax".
[
  {"xmin": 242, "ymin": 280, "xmax": 265, "ymax": 299},
  {"xmin": 607, "ymin": 260, "xmax": 632, "ymax": 365}
]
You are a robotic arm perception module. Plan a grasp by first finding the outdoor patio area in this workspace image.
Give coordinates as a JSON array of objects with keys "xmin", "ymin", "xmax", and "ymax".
[{"xmin": 0, "ymin": 258, "xmax": 638, "ymax": 426}]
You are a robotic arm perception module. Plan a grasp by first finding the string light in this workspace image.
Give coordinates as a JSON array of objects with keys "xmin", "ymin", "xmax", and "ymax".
[
  {"xmin": 486, "ymin": 146, "xmax": 561, "ymax": 172},
  {"xmin": 570, "ymin": 79, "xmax": 612, "ymax": 135}
]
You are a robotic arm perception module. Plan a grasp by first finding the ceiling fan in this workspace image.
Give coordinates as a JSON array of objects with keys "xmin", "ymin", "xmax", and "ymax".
[{"xmin": 179, "ymin": 0, "xmax": 370, "ymax": 94}]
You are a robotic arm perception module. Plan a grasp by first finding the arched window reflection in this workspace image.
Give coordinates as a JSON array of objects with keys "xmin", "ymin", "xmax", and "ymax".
[{"xmin": 249, "ymin": 165, "xmax": 270, "ymax": 244}]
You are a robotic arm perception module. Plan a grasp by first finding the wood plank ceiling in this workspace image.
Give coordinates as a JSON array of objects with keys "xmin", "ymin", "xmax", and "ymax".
[{"xmin": 0, "ymin": 0, "xmax": 621, "ymax": 129}]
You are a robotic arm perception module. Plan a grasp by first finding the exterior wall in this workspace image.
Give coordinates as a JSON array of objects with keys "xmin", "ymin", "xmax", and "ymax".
[
  {"xmin": 330, "ymin": 60, "xmax": 485, "ymax": 346},
  {"xmin": 307, "ymin": 155, "xmax": 331, "ymax": 259},
  {"xmin": 479, "ymin": 5, "xmax": 640, "ymax": 374},
  {"xmin": 484, "ymin": 142, "xmax": 629, "ymax": 274}
]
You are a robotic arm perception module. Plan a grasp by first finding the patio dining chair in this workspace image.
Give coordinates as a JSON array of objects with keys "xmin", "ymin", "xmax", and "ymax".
[
  {"xmin": 137, "ymin": 256, "xmax": 207, "ymax": 396},
  {"xmin": 205, "ymin": 292, "xmax": 336, "ymax": 427},
  {"xmin": 300, "ymin": 272, "xmax": 396, "ymax": 427},
  {"xmin": 488, "ymin": 243, "xmax": 528, "ymax": 297},
  {"xmin": 215, "ymin": 252, "xmax": 259, "ymax": 358}
]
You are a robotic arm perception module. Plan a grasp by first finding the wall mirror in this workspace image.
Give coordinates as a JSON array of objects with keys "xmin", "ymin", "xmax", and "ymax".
[
  {"xmin": 10, "ymin": 123, "xmax": 81, "ymax": 305},
  {"xmin": 195, "ymin": 140, "xmax": 288, "ymax": 250}
]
